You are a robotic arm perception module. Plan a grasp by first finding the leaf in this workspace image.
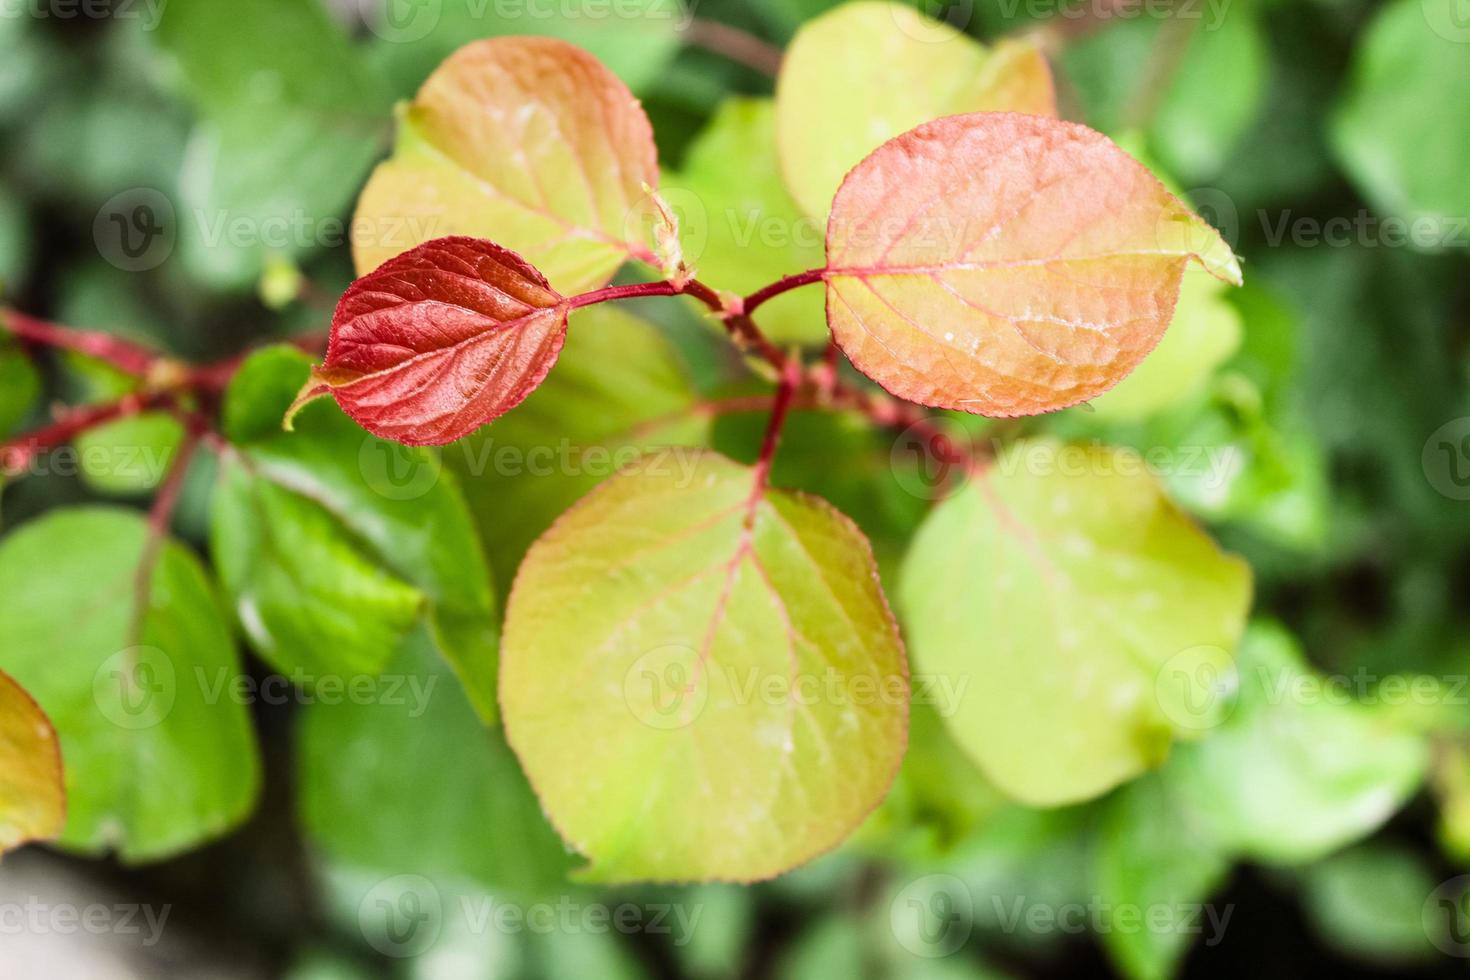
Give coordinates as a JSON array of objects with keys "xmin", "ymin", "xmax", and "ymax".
[
  {"xmin": 351, "ymin": 37, "xmax": 660, "ymax": 290},
  {"xmin": 664, "ymin": 98, "xmax": 828, "ymax": 344},
  {"xmin": 446, "ymin": 304, "xmax": 709, "ymax": 593},
  {"xmin": 157, "ymin": 0, "xmax": 392, "ymax": 287},
  {"xmin": 1088, "ymin": 270, "xmax": 1243, "ymax": 420},
  {"xmin": 306, "ymin": 236, "xmax": 570, "ymax": 447},
  {"xmin": 299, "ymin": 630, "xmax": 571, "ymax": 897},
  {"xmin": 1165, "ymin": 622, "xmax": 1428, "ymax": 864},
  {"xmin": 1332, "ymin": 0, "xmax": 1470, "ymax": 252},
  {"xmin": 366, "ymin": 0, "xmax": 685, "ymax": 99},
  {"xmin": 775, "ymin": 1, "xmax": 1056, "ymax": 221},
  {"xmin": 501, "ymin": 453, "xmax": 909, "ymax": 882},
  {"xmin": 1095, "ymin": 773, "xmax": 1233, "ymax": 980},
  {"xmin": 0, "ymin": 507, "xmax": 260, "ymax": 861},
  {"xmin": 217, "ymin": 346, "xmax": 500, "ymax": 720},
  {"xmin": 824, "ymin": 113, "xmax": 1243, "ymax": 417},
  {"xmin": 0, "ymin": 668, "xmax": 64, "ymax": 855},
  {"xmin": 0, "ymin": 341, "xmax": 39, "ymax": 439},
  {"xmin": 74, "ymin": 414, "xmax": 185, "ymax": 496},
  {"xmin": 1297, "ymin": 843, "xmax": 1440, "ymax": 964},
  {"xmin": 898, "ymin": 439, "xmax": 1252, "ymax": 805}
]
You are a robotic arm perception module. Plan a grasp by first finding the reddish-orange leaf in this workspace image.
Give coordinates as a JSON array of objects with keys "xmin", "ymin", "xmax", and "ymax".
[
  {"xmin": 824, "ymin": 113, "xmax": 1242, "ymax": 417},
  {"xmin": 0, "ymin": 668, "xmax": 65, "ymax": 854},
  {"xmin": 296, "ymin": 237, "xmax": 569, "ymax": 446}
]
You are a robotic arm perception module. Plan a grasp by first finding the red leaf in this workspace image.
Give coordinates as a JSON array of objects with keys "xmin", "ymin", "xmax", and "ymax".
[{"xmin": 299, "ymin": 237, "xmax": 569, "ymax": 446}]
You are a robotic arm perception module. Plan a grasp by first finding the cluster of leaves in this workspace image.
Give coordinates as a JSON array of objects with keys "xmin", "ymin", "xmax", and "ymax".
[{"xmin": 1, "ymin": 0, "xmax": 1468, "ymax": 977}]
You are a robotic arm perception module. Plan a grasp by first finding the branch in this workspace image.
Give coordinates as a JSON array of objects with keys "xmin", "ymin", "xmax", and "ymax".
[
  {"xmin": 1, "ymin": 308, "xmax": 159, "ymax": 377},
  {"xmin": 682, "ymin": 19, "xmax": 783, "ymax": 77},
  {"xmin": 0, "ymin": 393, "xmax": 176, "ymax": 479}
]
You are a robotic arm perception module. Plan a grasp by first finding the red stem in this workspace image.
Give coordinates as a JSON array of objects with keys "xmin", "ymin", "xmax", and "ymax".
[
  {"xmin": 2, "ymin": 309, "xmax": 158, "ymax": 377},
  {"xmin": 743, "ymin": 268, "xmax": 827, "ymax": 316},
  {"xmin": 0, "ymin": 393, "xmax": 175, "ymax": 477},
  {"xmin": 682, "ymin": 19, "xmax": 783, "ymax": 77}
]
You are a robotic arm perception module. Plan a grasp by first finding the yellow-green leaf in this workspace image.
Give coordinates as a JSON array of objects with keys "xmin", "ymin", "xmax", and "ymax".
[
  {"xmin": 501, "ymin": 453, "xmax": 909, "ymax": 882},
  {"xmin": 775, "ymin": 1, "xmax": 1056, "ymax": 221},
  {"xmin": 352, "ymin": 37, "xmax": 659, "ymax": 291},
  {"xmin": 0, "ymin": 668, "xmax": 64, "ymax": 855},
  {"xmin": 898, "ymin": 440, "xmax": 1252, "ymax": 805}
]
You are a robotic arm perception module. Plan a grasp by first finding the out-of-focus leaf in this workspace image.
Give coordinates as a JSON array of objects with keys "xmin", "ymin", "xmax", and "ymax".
[
  {"xmin": 900, "ymin": 439, "xmax": 1252, "ymax": 805},
  {"xmin": 1333, "ymin": 0, "xmax": 1470, "ymax": 252},
  {"xmin": 214, "ymin": 346, "xmax": 499, "ymax": 719},
  {"xmin": 1095, "ymin": 773, "xmax": 1232, "ymax": 980},
  {"xmin": 1167, "ymin": 622, "xmax": 1428, "ymax": 864},
  {"xmin": 365, "ymin": 0, "xmax": 684, "ymax": 97},
  {"xmin": 0, "ymin": 668, "xmax": 65, "ymax": 855},
  {"xmin": 157, "ymin": 0, "xmax": 393, "ymax": 287},
  {"xmin": 665, "ymin": 98, "xmax": 827, "ymax": 344},
  {"xmin": 776, "ymin": 2, "xmax": 1054, "ymax": 221},
  {"xmin": 299, "ymin": 631, "xmax": 572, "ymax": 897},
  {"xmin": 0, "ymin": 507, "xmax": 260, "ymax": 861},
  {"xmin": 1297, "ymin": 843, "xmax": 1440, "ymax": 964},
  {"xmin": 0, "ymin": 342, "xmax": 39, "ymax": 439},
  {"xmin": 75, "ymin": 414, "xmax": 186, "ymax": 497},
  {"xmin": 448, "ymin": 305, "xmax": 709, "ymax": 592}
]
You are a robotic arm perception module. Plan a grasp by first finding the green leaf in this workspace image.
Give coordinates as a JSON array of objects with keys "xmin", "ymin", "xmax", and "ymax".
[
  {"xmin": 1089, "ymin": 271, "xmax": 1243, "ymax": 420},
  {"xmin": 366, "ymin": 0, "xmax": 685, "ymax": 97},
  {"xmin": 0, "ymin": 341, "xmax": 39, "ymax": 439},
  {"xmin": 501, "ymin": 453, "xmax": 909, "ymax": 882},
  {"xmin": 0, "ymin": 507, "xmax": 260, "ymax": 861},
  {"xmin": 664, "ymin": 98, "xmax": 827, "ymax": 344},
  {"xmin": 899, "ymin": 439, "xmax": 1252, "ymax": 805},
  {"xmin": 775, "ymin": 1, "xmax": 1055, "ymax": 220},
  {"xmin": 299, "ymin": 631, "xmax": 572, "ymax": 897},
  {"xmin": 1333, "ymin": 0, "xmax": 1470, "ymax": 252},
  {"xmin": 1165, "ymin": 622, "xmax": 1428, "ymax": 864},
  {"xmin": 1297, "ymin": 843, "xmax": 1440, "ymax": 965},
  {"xmin": 1095, "ymin": 773, "xmax": 1233, "ymax": 980},
  {"xmin": 74, "ymin": 414, "xmax": 185, "ymax": 497},
  {"xmin": 0, "ymin": 668, "xmax": 65, "ymax": 855},
  {"xmin": 447, "ymin": 306, "xmax": 709, "ymax": 593},
  {"xmin": 214, "ymin": 346, "xmax": 499, "ymax": 719},
  {"xmin": 157, "ymin": 0, "xmax": 393, "ymax": 286}
]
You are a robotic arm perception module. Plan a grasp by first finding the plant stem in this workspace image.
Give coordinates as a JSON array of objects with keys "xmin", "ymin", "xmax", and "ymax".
[
  {"xmin": 127, "ymin": 425, "xmax": 202, "ymax": 644},
  {"xmin": 0, "ymin": 393, "xmax": 175, "ymax": 478},
  {"xmin": 682, "ymin": 19, "xmax": 783, "ymax": 77},
  {"xmin": 2, "ymin": 308, "xmax": 158, "ymax": 377},
  {"xmin": 743, "ymin": 268, "xmax": 827, "ymax": 316}
]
